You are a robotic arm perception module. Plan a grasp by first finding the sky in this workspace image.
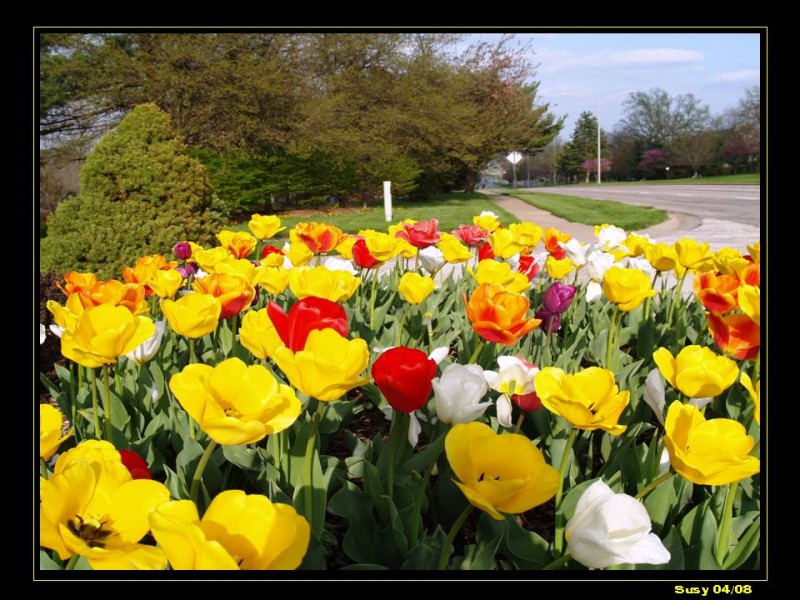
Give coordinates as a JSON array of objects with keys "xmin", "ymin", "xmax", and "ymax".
[{"xmin": 457, "ymin": 32, "xmax": 762, "ymax": 141}]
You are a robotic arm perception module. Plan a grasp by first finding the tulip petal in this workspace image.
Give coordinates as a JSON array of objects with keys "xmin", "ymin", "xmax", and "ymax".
[{"xmin": 109, "ymin": 480, "xmax": 172, "ymax": 543}]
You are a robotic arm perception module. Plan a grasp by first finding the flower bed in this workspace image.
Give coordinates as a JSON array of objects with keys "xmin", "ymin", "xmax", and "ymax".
[{"xmin": 39, "ymin": 213, "xmax": 761, "ymax": 572}]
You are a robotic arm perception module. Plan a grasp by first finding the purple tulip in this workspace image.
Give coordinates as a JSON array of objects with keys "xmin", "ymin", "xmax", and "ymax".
[
  {"xmin": 535, "ymin": 308, "xmax": 561, "ymax": 333},
  {"xmin": 173, "ymin": 241, "xmax": 192, "ymax": 260},
  {"xmin": 177, "ymin": 262, "xmax": 198, "ymax": 279},
  {"xmin": 542, "ymin": 283, "xmax": 577, "ymax": 315}
]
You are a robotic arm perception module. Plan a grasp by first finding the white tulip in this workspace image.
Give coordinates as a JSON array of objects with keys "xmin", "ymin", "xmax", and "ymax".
[
  {"xmin": 49, "ymin": 324, "xmax": 64, "ymax": 338},
  {"xmin": 484, "ymin": 356, "xmax": 538, "ymax": 428},
  {"xmin": 433, "ymin": 363, "xmax": 490, "ymax": 425},
  {"xmin": 585, "ymin": 250, "xmax": 616, "ymax": 282},
  {"xmin": 563, "ymin": 239, "xmax": 593, "ymax": 267},
  {"xmin": 418, "ymin": 246, "xmax": 445, "ymax": 275},
  {"xmin": 566, "ymin": 480, "xmax": 670, "ymax": 569},
  {"xmin": 643, "ymin": 369, "xmax": 666, "ymax": 425},
  {"xmin": 596, "ymin": 225, "xmax": 627, "ymax": 249},
  {"xmin": 40, "ymin": 323, "xmax": 46, "ymax": 345},
  {"xmin": 320, "ymin": 255, "xmax": 358, "ymax": 275},
  {"xmin": 125, "ymin": 321, "xmax": 166, "ymax": 366}
]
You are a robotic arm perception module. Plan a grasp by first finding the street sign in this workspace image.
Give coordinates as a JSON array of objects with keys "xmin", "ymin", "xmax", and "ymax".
[{"xmin": 507, "ymin": 151, "xmax": 523, "ymax": 164}]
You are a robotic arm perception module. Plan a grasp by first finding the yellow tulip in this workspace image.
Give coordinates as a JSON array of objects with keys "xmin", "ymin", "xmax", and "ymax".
[
  {"xmin": 713, "ymin": 247, "xmax": 750, "ymax": 276},
  {"xmin": 47, "ymin": 293, "xmax": 86, "ymax": 334},
  {"xmin": 747, "ymin": 241, "xmax": 760, "ymax": 263},
  {"xmin": 437, "ymin": 232, "xmax": 473, "ymax": 263},
  {"xmin": 288, "ymin": 266, "xmax": 360, "ymax": 302},
  {"xmin": 738, "ymin": 284, "xmax": 760, "ymax": 326},
  {"xmin": 61, "ymin": 304, "xmax": 156, "ymax": 368},
  {"xmin": 216, "ymin": 229, "xmax": 257, "ymax": 259},
  {"xmin": 290, "ymin": 222, "xmax": 347, "ymax": 254},
  {"xmin": 363, "ymin": 230, "xmax": 401, "ymax": 262},
  {"xmin": 740, "ymin": 371, "xmax": 760, "ymax": 426},
  {"xmin": 248, "ymin": 214, "xmax": 286, "ymax": 240},
  {"xmin": 534, "ymin": 367, "xmax": 630, "ymax": 435},
  {"xmin": 148, "ymin": 269, "xmax": 184, "ymax": 299},
  {"xmin": 169, "ymin": 357, "xmax": 301, "ymax": 445},
  {"xmin": 193, "ymin": 246, "xmax": 232, "ymax": 273},
  {"xmin": 473, "ymin": 212, "xmax": 501, "ymax": 232},
  {"xmin": 625, "ymin": 233, "xmax": 652, "ymax": 257},
  {"xmin": 398, "ymin": 272, "xmax": 435, "ymax": 304},
  {"xmin": 468, "ymin": 259, "xmax": 529, "ymax": 294},
  {"xmin": 602, "ymin": 266, "xmax": 656, "ymax": 311},
  {"xmin": 272, "ymin": 328, "xmax": 370, "ymax": 402},
  {"xmin": 149, "ymin": 491, "xmax": 310, "ymax": 570},
  {"xmin": 161, "ymin": 293, "xmax": 221, "ymax": 339},
  {"xmin": 40, "ymin": 442, "xmax": 170, "ymax": 569},
  {"xmin": 260, "ymin": 266, "xmax": 291, "ymax": 295},
  {"xmin": 545, "ymin": 256, "xmax": 576, "ymax": 280},
  {"xmin": 239, "ymin": 308, "xmax": 284, "ymax": 360},
  {"xmin": 53, "ymin": 439, "xmax": 121, "ymax": 473},
  {"xmin": 644, "ymin": 243, "xmax": 679, "ymax": 272},
  {"xmin": 664, "ymin": 401, "xmax": 760, "ymax": 485},
  {"xmin": 674, "ymin": 238, "xmax": 714, "ymax": 271},
  {"xmin": 653, "ymin": 345, "xmax": 738, "ymax": 398},
  {"xmin": 488, "ymin": 228, "xmax": 525, "ymax": 259},
  {"xmin": 122, "ymin": 254, "xmax": 177, "ymax": 291},
  {"xmin": 335, "ymin": 236, "xmax": 358, "ymax": 260},
  {"xmin": 284, "ymin": 240, "xmax": 315, "ymax": 267},
  {"xmin": 215, "ymin": 257, "xmax": 266, "ymax": 288},
  {"xmin": 509, "ymin": 221, "xmax": 543, "ymax": 249},
  {"xmin": 40, "ymin": 404, "xmax": 72, "ymax": 460},
  {"xmin": 445, "ymin": 422, "xmax": 559, "ymax": 521}
]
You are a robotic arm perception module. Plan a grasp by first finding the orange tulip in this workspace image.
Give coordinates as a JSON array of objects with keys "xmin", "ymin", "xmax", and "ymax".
[
  {"xmin": 707, "ymin": 312, "xmax": 760, "ymax": 361},
  {"xmin": 740, "ymin": 262, "xmax": 760, "ymax": 287},
  {"xmin": 463, "ymin": 283, "xmax": 541, "ymax": 346},
  {"xmin": 216, "ymin": 230, "xmax": 257, "ymax": 260},
  {"xmin": 291, "ymin": 222, "xmax": 347, "ymax": 254},
  {"xmin": 543, "ymin": 227, "xmax": 571, "ymax": 260},
  {"xmin": 123, "ymin": 254, "xmax": 178, "ymax": 295},
  {"xmin": 80, "ymin": 279, "xmax": 148, "ymax": 315},
  {"xmin": 57, "ymin": 271, "xmax": 98, "ymax": 297},
  {"xmin": 694, "ymin": 271, "xmax": 741, "ymax": 314},
  {"xmin": 193, "ymin": 273, "xmax": 256, "ymax": 319}
]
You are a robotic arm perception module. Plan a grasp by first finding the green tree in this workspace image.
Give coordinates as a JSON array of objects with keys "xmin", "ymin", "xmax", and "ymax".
[
  {"xmin": 41, "ymin": 104, "xmax": 223, "ymax": 278},
  {"xmin": 619, "ymin": 88, "xmax": 711, "ymax": 148},
  {"xmin": 559, "ymin": 112, "xmax": 607, "ymax": 183}
]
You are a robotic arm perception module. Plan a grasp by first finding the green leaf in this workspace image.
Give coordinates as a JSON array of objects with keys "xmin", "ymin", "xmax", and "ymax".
[
  {"xmin": 39, "ymin": 550, "xmax": 62, "ymax": 570},
  {"xmin": 723, "ymin": 515, "xmax": 760, "ymax": 570},
  {"xmin": 292, "ymin": 438, "xmax": 327, "ymax": 541},
  {"xmin": 222, "ymin": 444, "xmax": 258, "ymax": 470},
  {"xmin": 503, "ymin": 513, "xmax": 551, "ymax": 568},
  {"xmin": 460, "ymin": 514, "xmax": 504, "ymax": 570},
  {"xmin": 643, "ymin": 473, "xmax": 677, "ymax": 533},
  {"xmin": 340, "ymin": 563, "xmax": 390, "ymax": 570},
  {"xmin": 679, "ymin": 499, "xmax": 722, "ymax": 569},
  {"xmin": 402, "ymin": 530, "xmax": 447, "ymax": 570}
]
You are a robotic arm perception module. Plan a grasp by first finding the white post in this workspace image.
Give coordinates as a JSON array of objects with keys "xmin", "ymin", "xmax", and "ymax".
[
  {"xmin": 596, "ymin": 99, "xmax": 602, "ymax": 185},
  {"xmin": 383, "ymin": 181, "xmax": 392, "ymax": 222}
]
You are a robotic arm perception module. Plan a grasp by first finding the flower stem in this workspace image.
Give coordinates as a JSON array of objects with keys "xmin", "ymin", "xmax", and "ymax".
[
  {"xmin": 554, "ymin": 427, "xmax": 579, "ymax": 554},
  {"xmin": 514, "ymin": 412, "xmax": 526, "ymax": 434},
  {"xmin": 634, "ymin": 470, "xmax": 673, "ymax": 500},
  {"xmin": 190, "ymin": 439, "xmax": 218, "ymax": 505},
  {"xmin": 542, "ymin": 551, "xmax": 572, "ymax": 570},
  {"xmin": 40, "ymin": 458, "xmax": 49, "ymax": 480},
  {"xmin": 102, "ymin": 365, "xmax": 113, "ymax": 442},
  {"xmin": 187, "ymin": 338, "xmax": 196, "ymax": 439},
  {"xmin": 604, "ymin": 306, "xmax": 619, "ymax": 370},
  {"xmin": 437, "ymin": 504, "xmax": 473, "ymax": 570},
  {"xmin": 90, "ymin": 368, "xmax": 101, "ymax": 440},
  {"xmin": 303, "ymin": 402, "xmax": 325, "ymax": 534},
  {"xmin": 752, "ymin": 350, "xmax": 760, "ymax": 382},
  {"xmin": 188, "ymin": 337, "xmax": 196, "ymax": 364},
  {"xmin": 715, "ymin": 480, "xmax": 738, "ymax": 566},
  {"xmin": 643, "ymin": 272, "xmax": 659, "ymax": 321},
  {"xmin": 468, "ymin": 340, "xmax": 485, "ymax": 364},
  {"xmin": 409, "ymin": 435, "xmax": 445, "ymax": 544},
  {"xmin": 666, "ymin": 270, "xmax": 688, "ymax": 330},
  {"xmin": 395, "ymin": 305, "xmax": 408, "ymax": 347},
  {"xmin": 64, "ymin": 555, "xmax": 79, "ymax": 570},
  {"xmin": 369, "ymin": 270, "xmax": 379, "ymax": 329},
  {"xmin": 386, "ymin": 411, "xmax": 409, "ymax": 505}
]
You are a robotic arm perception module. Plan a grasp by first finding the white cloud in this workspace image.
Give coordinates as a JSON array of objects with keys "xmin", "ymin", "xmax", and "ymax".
[
  {"xmin": 711, "ymin": 69, "xmax": 760, "ymax": 82},
  {"xmin": 537, "ymin": 47, "xmax": 705, "ymax": 74}
]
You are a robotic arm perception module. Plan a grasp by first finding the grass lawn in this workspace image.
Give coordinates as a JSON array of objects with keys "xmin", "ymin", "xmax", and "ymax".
[
  {"xmin": 227, "ymin": 192, "xmax": 520, "ymax": 234},
  {"xmin": 509, "ymin": 192, "xmax": 668, "ymax": 231},
  {"xmin": 577, "ymin": 173, "xmax": 760, "ymax": 186}
]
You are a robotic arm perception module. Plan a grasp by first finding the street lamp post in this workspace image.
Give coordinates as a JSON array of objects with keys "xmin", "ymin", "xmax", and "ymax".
[{"xmin": 560, "ymin": 89, "xmax": 636, "ymax": 185}]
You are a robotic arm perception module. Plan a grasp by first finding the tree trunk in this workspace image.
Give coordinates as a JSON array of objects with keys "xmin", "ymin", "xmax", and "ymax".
[{"xmin": 464, "ymin": 169, "xmax": 477, "ymax": 193}]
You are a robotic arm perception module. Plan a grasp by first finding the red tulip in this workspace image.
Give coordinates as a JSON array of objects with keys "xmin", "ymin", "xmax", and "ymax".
[
  {"xmin": 477, "ymin": 243, "xmax": 495, "ymax": 262},
  {"xmin": 119, "ymin": 449, "xmax": 152, "ymax": 480},
  {"xmin": 452, "ymin": 224, "xmax": 488, "ymax": 247},
  {"xmin": 396, "ymin": 219, "xmax": 441, "ymax": 249},
  {"xmin": 352, "ymin": 238, "xmax": 381, "ymax": 269},
  {"xmin": 267, "ymin": 297, "xmax": 348, "ymax": 352},
  {"xmin": 707, "ymin": 312, "xmax": 760, "ymax": 361},
  {"xmin": 517, "ymin": 255, "xmax": 540, "ymax": 280},
  {"xmin": 372, "ymin": 347, "xmax": 437, "ymax": 413}
]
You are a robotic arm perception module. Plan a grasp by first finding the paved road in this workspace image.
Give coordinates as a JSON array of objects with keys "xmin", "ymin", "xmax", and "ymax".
[{"xmin": 517, "ymin": 184, "xmax": 761, "ymax": 227}]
